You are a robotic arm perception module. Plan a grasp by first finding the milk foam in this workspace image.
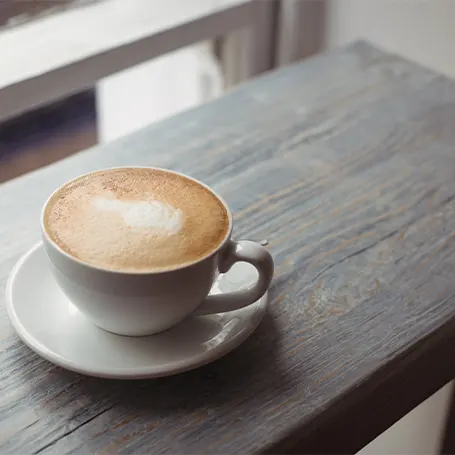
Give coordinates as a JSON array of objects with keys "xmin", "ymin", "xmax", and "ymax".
[
  {"xmin": 45, "ymin": 168, "xmax": 229, "ymax": 272},
  {"xmin": 92, "ymin": 195, "xmax": 183, "ymax": 235}
]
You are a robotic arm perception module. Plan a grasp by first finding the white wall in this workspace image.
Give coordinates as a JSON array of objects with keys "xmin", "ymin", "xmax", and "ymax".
[
  {"xmin": 325, "ymin": 0, "xmax": 455, "ymax": 79},
  {"xmin": 324, "ymin": 1, "xmax": 455, "ymax": 453},
  {"xmin": 358, "ymin": 383, "xmax": 452, "ymax": 455}
]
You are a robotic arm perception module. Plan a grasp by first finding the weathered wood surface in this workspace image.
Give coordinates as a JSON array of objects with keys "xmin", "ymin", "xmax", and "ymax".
[{"xmin": 2, "ymin": 41, "xmax": 455, "ymax": 454}]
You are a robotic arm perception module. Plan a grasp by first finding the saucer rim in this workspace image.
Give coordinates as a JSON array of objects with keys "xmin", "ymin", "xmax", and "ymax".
[{"xmin": 5, "ymin": 242, "xmax": 268, "ymax": 380}]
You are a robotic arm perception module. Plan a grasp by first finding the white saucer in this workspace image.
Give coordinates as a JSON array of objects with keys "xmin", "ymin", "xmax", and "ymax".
[{"xmin": 5, "ymin": 242, "xmax": 268, "ymax": 379}]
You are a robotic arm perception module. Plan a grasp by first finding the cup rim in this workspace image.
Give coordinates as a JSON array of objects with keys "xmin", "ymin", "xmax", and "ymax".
[{"xmin": 40, "ymin": 166, "xmax": 233, "ymax": 275}]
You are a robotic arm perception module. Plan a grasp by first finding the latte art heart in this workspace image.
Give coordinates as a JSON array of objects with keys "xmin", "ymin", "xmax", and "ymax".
[{"xmin": 93, "ymin": 196, "xmax": 183, "ymax": 235}]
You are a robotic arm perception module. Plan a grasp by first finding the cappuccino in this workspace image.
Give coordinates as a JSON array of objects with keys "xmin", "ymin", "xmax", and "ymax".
[{"xmin": 44, "ymin": 168, "xmax": 230, "ymax": 272}]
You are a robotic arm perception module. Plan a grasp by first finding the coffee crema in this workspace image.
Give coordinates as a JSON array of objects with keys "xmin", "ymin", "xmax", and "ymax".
[{"xmin": 44, "ymin": 168, "xmax": 230, "ymax": 272}]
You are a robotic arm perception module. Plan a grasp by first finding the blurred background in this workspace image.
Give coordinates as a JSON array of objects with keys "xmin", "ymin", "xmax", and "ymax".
[{"xmin": 1, "ymin": 1, "xmax": 455, "ymax": 453}]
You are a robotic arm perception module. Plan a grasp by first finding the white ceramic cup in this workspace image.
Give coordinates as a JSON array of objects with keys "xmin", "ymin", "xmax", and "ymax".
[{"xmin": 41, "ymin": 167, "xmax": 274, "ymax": 336}]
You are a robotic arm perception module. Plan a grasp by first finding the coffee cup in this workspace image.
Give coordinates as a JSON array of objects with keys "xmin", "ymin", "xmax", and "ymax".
[{"xmin": 41, "ymin": 167, "xmax": 274, "ymax": 336}]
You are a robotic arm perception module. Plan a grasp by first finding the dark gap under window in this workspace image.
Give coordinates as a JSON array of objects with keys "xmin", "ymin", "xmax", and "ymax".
[{"xmin": 0, "ymin": 90, "xmax": 97, "ymax": 183}]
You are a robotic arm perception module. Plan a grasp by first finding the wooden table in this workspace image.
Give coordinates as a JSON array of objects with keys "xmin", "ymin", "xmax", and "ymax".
[{"xmin": 2, "ymin": 41, "xmax": 455, "ymax": 454}]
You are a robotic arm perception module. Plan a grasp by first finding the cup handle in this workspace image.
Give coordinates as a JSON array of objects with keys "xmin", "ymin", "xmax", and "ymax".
[{"xmin": 194, "ymin": 240, "xmax": 274, "ymax": 316}]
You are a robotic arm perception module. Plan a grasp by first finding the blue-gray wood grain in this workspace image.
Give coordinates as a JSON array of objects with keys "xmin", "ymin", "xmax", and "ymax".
[{"xmin": 2, "ymin": 41, "xmax": 455, "ymax": 454}]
